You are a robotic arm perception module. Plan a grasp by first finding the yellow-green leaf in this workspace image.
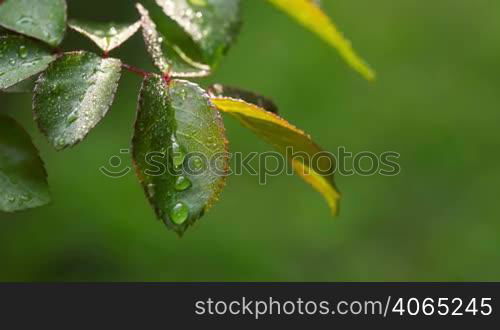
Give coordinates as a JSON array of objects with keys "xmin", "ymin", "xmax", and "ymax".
[
  {"xmin": 267, "ymin": 0, "xmax": 375, "ymax": 81},
  {"xmin": 211, "ymin": 97, "xmax": 341, "ymax": 215}
]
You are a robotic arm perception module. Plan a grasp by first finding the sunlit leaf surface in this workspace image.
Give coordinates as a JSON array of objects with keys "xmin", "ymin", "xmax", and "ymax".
[
  {"xmin": 211, "ymin": 97, "xmax": 341, "ymax": 215},
  {"xmin": 208, "ymin": 84, "xmax": 279, "ymax": 114}
]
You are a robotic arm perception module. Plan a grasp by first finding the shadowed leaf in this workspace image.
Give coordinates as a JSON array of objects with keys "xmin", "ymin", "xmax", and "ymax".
[
  {"xmin": 0, "ymin": 35, "xmax": 56, "ymax": 90},
  {"xmin": 208, "ymin": 84, "xmax": 279, "ymax": 114},
  {"xmin": 33, "ymin": 51, "xmax": 122, "ymax": 150},
  {"xmin": 132, "ymin": 75, "xmax": 228, "ymax": 235},
  {"xmin": 211, "ymin": 97, "xmax": 340, "ymax": 215},
  {"xmin": 0, "ymin": 0, "xmax": 67, "ymax": 47},
  {"xmin": 69, "ymin": 19, "xmax": 141, "ymax": 53},
  {"xmin": 267, "ymin": 0, "xmax": 375, "ymax": 80},
  {"xmin": 0, "ymin": 116, "xmax": 50, "ymax": 212},
  {"xmin": 136, "ymin": 3, "xmax": 211, "ymax": 77}
]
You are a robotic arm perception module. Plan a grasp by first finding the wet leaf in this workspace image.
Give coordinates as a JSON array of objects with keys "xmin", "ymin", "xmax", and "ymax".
[
  {"xmin": 211, "ymin": 97, "xmax": 340, "ymax": 215},
  {"xmin": 0, "ymin": 0, "xmax": 67, "ymax": 47},
  {"xmin": 0, "ymin": 115, "xmax": 50, "ymax": 212},
  {"xmin": 208, "ymin": 84, "xmax": 279, "ymax": 114},
  {"xmin": 267, "ymin": 0, "xmax": 375, "ymax": 81},
  {"xmin": 33, "ymin": 51, "xmax": 122, "ymax": 150},
  {"xmin": 0, "ymin": 35, "xmax": 56, "ymax": 90},
  {"xmin": 149, "ymin": 0, "xmax": 242, "ymax": 67},
  {"xmin": 136, "ymin": 3, "xmax": 211, "ymax": 77},
  {"xmin": 69, "ymin": 19, "xmax": 141, "ymax": 53},
  {"xmin": 2, "ymin": 75, "xmax": 37, "ymax": 93},
  {"xmin": 132, "ymin": 75, "xmax": 228, "ymax": 235}
]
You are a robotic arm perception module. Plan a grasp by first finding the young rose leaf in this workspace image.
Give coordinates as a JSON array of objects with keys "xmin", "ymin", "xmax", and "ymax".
[
  {"xmin": 0, "ymin": 0, "xmax": 67, "ymax": 47},
  {"xmin": 132, "ymin": 75, "xmax": 228, "ymax": 235},
  {"xmin": 208, "ymin": 84, "xmax": 279, "ymax": 114},
  {"xmin": 267, "ymin": 0, "xmax": 375, "ymax": 81},
  {"xmin": 0, "ymin": 116, "xmax": 50, "ymax": 212},
  {"xmin": 211, "ymin": 97, "xmax": 341, "ymax": 215},
  {"xmin": 0, "ymin": 35, "xmax": 56, "ymax": 90},
  {"xmin": 68, "ymin": 19, "xmax": 141, "ymax": 53},
  {"xmin": 136, "ymin": 3, "xmax": 210, "ymax": 77},
  {"xmin": 33, "ymin": 51, "xmax": 122, "ymax": 150},
  {"xmin": 149, "ymin": 0, "xmax": 242, "ymax": 67}
]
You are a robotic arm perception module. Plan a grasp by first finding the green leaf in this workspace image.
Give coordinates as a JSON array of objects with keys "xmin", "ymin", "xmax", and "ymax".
[
  {"xmin": 266, "ymin": 0, "xmax": 375, "ymax": 81},
  {"xmin": 208, "ymin": 84, "xmax": 279, "ymax": 114},
  {"xmin": 69, "ymin": 19, "xmax": 141, "ymax": 53},
  {"xmin": 211, "ymin": 97, "xmax": 341, "ymax": 215},
  {"xmin": 0, "ymin": 115, "xmax": 50, "ymax": 212},
  {"xmin": 0, "ymin": 0, "xmax": 67, "ymax": 47},
  {"xmin": 2, "ymin": 75, "xmax": 37, "ymax": 93},
  {"xmin": 132, "ymin": 75, "xmax": 228, "ymax": 235},
  {"xmin": 33, "ymin": 51, "xmax": 122, "ymax": 150},
  {"xmin": 0, "ymin": 35, "xmax": 56, "ymax": 90},
  {"xmin": 136, "ymin": 3, "xmax": 211, "ymax": 77},
  {"xmin": 150, "ymin": 0, "xmax": 242, "ymax": 67}
]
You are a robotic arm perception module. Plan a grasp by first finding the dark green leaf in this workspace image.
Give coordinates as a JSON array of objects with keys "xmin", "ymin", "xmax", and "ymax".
[
  {"xmin": 132, "ymin": 75, "xmax": 228, "ymax": 235},
  {"xmin": 0, "ymin": 35, "xmax": 56, "ymax": 90},
  {"xmin": 136, "ymin": 3, "xmax": 210, "ymax": 77},
  {"xmin": 0, "ymin": 115, "xmax": 50, "ymax": 212},
  {"xmin": 2, "ymin": 75, "xmax": 37, "ymax": 93},
  {"xmin": 0, "ymin": 0, "xmax": 67, "ymax": 47},
  {"xmin": 69, "ymin": 19, "xmax": 141, "ymax": 53},
  {"xmin": 33, "ymin": 51, "xmax": 122, "ymax": 150},
  {"xmin": 211, "ymin": 97, "xmax": 340, "ymax": 215},
  {"xmin": 208, "ymin": 84, "xmax": 279, "ymax": 114},
  {"xmin": 151, "ymin": 0, "xmax": 242, "ymax": 67}
]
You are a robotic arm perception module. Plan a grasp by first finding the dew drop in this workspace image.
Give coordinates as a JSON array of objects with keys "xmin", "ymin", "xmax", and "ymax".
[
  {"xmin": 175, "ymin": 176, "xmax": 192, "ymax": 191},
  {"xmin": 169, "ymin": 202, "xmax": 189, "ymax": 225}
]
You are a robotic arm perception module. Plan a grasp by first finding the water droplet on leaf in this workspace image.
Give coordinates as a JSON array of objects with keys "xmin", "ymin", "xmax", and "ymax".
[
  {"xmin": 169, "ymin": 202, "xmax": 189, "ymax": 225},
  {"xmin": 175, "ymin": 176, "xmax": 192, "ymax": 191}
]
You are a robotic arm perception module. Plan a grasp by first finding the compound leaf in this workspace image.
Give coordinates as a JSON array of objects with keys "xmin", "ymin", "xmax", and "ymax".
[
  {"xmin": 149, "ymin": 0, "xmax": 242, "ymax": 67},
  {"xmin": 33, "ymin": 51, "xmax": 122, "ymax": 150},
  {"xmin": 0, "ymin": 116, "xmax": 50, "ymax": 212},
  {"xmin": 267, "ymin": 0, "xmax": 375, "ymax": 81},
  {"xmin": 69, "ymin": 19, "xmax": 141, "ymax": 53},
  {"xmin": 136, "ymin": 3, "xmax": 211, "ymax": 77},
  {"xmin": 0, "ymin": 35, "xmax": 56, "ymax": 90},
  {"xmin": 0, "ymin": 0, "xmax": 67, "ymax": 47},
  {"xmin": 211, "ymin": 96, "xmax": 341, "ymax": 215},
  {"xmin": 132, "ymin": 75, "xmax": 228, "ymax": 235}
]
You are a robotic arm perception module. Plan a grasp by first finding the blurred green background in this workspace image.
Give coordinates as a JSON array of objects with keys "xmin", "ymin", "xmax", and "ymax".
[{"xmin": 1, "ymin": 0, "xmax": 499, "ymax": 281}]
